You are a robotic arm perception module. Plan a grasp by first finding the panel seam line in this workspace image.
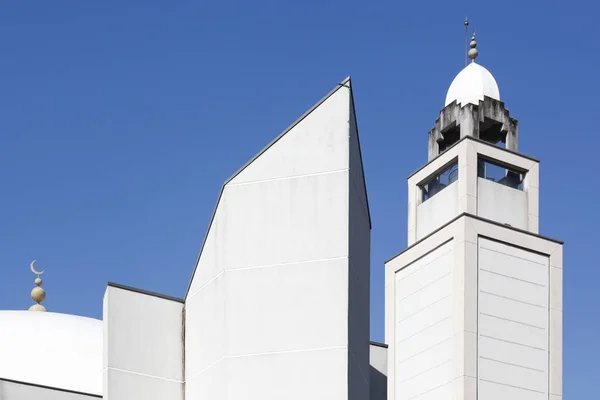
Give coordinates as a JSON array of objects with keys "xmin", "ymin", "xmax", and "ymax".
[
  {"xmin": 480, "ymin": 356, "xmax": 545, "ymax": 372},
  {"xmin": 186, "ymin": 345, "xmax": 348, "ymax": 382},
  {"xmin": 479, "ymin": 378, "xmax": 545, "ymax": 394},
  {"xmin": 227, "ymin": 168, "xmax": 349, "ymax": 187},
  {"xmin": 104, "ymin": 367, "xmax": 183, "ymax": 383},
  {"xmin": 396, "ymin": 272, "xmax": 452, "ymax": 302},
  {"xmin": 188, "ymin": 256, "xmax": 348, "ymax": 299},
  {"xmin": 480, "ymin": 268, "xmax": 546, "ymax": 287},
  {"xmin": 395, "ymin": 316, "xmax": 452, "ymax": 344},
  {"xmin": 480, "ymin": 245, "xmax": 547, "ymax": 266},
  {"xmin": 480, "ymin": 312, "xmax": 545, "ymax": 329},
  {"xmin": 479, "ymin": 290, "xmax": 547, "ymax": 308},
  {"xmin": 479, "ymin": 334, "xmax": 545, "ymax": 351}
]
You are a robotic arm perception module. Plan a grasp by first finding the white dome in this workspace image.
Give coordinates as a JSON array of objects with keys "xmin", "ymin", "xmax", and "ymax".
[
  {"xmin": 445, "ymin": 62, "xmax": 500, "ymax": 106},
  {"xmin": 0, "ymin": 311, "xmax": 102, "ymax": 395}
]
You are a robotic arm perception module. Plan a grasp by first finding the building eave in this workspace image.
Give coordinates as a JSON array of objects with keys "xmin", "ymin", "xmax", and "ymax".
[
  {"xmin": 385, "ymin": 212, "xmax": 564, "ymax": 264},
  {"xmin": 107, "ymin": 282, "xmax": 184, "ymax": 303}
]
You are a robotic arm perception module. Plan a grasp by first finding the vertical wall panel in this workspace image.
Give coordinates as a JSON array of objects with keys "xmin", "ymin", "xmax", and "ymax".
[
  {"xmin": 394, "ymin": 240, "xmax": 454, "ymax": 400},
  {"xmin": 103, "ymin": 286, "xmax": 184, "ymax": 400},
  {"xmin": 185, "ymin": 79, "xmax": 370, "ymax": 400},
  {"xmin": 416, "ymin": 182, "xmax": 459, "ymax": 240},
  {"xmin": 478, "ymin": 237, "xmax": 549, "ymax": 399}
]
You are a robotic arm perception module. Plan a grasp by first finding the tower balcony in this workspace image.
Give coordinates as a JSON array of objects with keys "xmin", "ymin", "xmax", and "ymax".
[{"xmin": 407, "ymin": 136, "xmax": 539, "ymax": 246}]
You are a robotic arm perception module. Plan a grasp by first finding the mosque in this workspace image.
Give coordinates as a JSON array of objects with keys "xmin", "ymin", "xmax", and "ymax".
[{"xmin": 0, "ymin": 31, "xmax": 562, "ymax": 400}]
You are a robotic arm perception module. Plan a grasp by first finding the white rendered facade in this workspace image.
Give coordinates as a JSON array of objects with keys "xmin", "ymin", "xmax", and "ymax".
[
  {"xmin": 184, "ymin": 77, "xmax": 371, "ymax": 400},
  {"xmin": 408, "ymin": 136, "xmax": 540, "ymax": 244},
  {"xmin": 103, "ymin": 283, "xmax": 184, "ymax": 399},
  {"xmin": 0, "ymin": 77, "xmax": 384, "ymax": 400},
  {"xmin": 386, "ymin": 214, "xmax": 562, "ymax": 400},
  {"xmin": 0, "ymin": 61, "xmax": 565, "ymax": 400},
  {"xmin": 386, "ymin": 62, "xmax": 563, "ymax": 399}
]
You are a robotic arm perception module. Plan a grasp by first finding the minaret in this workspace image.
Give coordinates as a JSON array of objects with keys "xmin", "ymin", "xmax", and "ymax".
[
  {"xmin": 385, "ymin": 30, "xmax": 563, "ymax": 400},
  {"xmin": 29, "ymin": 260, "xmax": 47, "ymax": 312}
]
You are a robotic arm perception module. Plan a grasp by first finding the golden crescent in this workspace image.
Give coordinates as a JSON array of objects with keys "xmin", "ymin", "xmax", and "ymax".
[{"xmin": 30, "ymin": 260, "xmax": 45, "ymax": 275}]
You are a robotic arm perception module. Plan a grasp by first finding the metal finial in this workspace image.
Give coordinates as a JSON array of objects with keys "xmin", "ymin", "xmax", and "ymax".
[
  {"xmin": 29, "ymin": 260, "xmax": 47, "ymax": 312},
  {"xmin": 468, "ymin": 32, "xmax": 478, "ymax": 61},
  {"xmin": 464, "ymin": 17, "xmax": 470, "ymax": 66}
]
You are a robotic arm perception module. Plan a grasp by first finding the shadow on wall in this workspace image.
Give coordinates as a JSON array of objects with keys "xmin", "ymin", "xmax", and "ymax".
[{"xmin": 369, "ymin": 365, "xmax": 387, "ymax": 400}]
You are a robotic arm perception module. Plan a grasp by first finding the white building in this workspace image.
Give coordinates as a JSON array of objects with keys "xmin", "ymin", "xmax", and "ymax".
[
  {"xmin": 386, "ymin": 36, "xmax": 563, "ymax": 400},
  {"xmin": 0, "ymin": 36, "xmax": 562, "ymax": 400}
]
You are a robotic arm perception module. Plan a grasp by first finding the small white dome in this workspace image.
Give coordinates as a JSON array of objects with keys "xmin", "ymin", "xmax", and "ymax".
[
  {"xmin": 445, "ymin": 62, "xmax": 500, "ymax": 106},
  {"xmin": 0, "ymin": 311, "xmax": 102, "ymax": 395}
]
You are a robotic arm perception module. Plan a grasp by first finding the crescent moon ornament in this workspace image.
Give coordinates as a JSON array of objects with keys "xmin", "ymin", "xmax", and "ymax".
[
  {"xmin": 30, "ymin": 260, "xmax": 45, "ymax": 276},
  {"xmin": 28, "ymin": 260, "xmax": 47, "ymax": 312}
]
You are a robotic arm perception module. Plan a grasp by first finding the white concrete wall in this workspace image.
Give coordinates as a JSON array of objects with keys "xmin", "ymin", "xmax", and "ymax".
[
  {"xmin": 369, "ymin": 344, "xmax": 387, "ymax": 400},
  {"xmin": 407, "ymin": 142, "xmax": 462, "ymax": 246},
  {"xmin": 478, "ymin": 238, "xmax": 549, "ymax": 399},
  {"xmin": 416, "ymin": 181, "xmax": 458, "ymax": 240},
  {"xmin": 393, "ymin": 240, "xmax": 455, "ymax": 400},
  {"xmin": 407, "ymin": 138, "xmax": 541, "ymax": 245},
  {"xmin": 478, "ymin": 178, "xmax": 527, "ymax": 229},
  {"xmin": 103, "ymin": 286, "xmax": 184, "ymax": 400},
  {"xmin": 185, "ymin": 78, "xmax": 370, "ymax": 400},
  {"xmin": 387, "ymin": 215, "xmax": 562, "ymax": 400}
]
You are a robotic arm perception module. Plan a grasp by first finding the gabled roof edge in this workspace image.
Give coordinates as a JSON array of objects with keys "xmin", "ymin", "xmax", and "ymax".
[
  {"xmin": 224, "ymin": 76, "xmax": 352, "ymax": 187},
  {"xmin": 184, "ymin": 77, "xmax": 353, "ymax": 299}
]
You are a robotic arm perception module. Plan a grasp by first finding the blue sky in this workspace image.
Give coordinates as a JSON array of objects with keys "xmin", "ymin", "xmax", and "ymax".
[{"xmin": 0, "ymin": 1, "xmax": 597, "ymax": 396}]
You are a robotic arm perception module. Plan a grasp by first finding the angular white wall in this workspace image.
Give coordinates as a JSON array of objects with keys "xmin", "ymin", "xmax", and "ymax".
[
  {"xmin": 103, "ymin": 284, "xmax": 184, "ymax": 400},
  {"xmin": 185, "ymin": 78, "xmax": 371, "ymax": 400}
]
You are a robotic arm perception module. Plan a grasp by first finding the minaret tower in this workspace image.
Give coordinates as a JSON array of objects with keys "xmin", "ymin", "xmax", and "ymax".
[{"xmin": 385, "ymin": 30, "xmax": 563, "ymax": 400}]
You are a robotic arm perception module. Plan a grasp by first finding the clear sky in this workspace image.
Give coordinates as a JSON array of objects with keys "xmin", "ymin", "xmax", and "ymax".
[{"xmin": 0, "ymin": 0, "xmax": 597, "ymax": 396}]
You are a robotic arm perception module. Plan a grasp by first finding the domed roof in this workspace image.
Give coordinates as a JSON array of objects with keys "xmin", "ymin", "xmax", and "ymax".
[
  {"xmin": 0, "ymin": 311, "xmax": 102, "ymax": 395},
  {"xmin": 445, "ymin": 62, "xmax": 500, "ymax": 107}
]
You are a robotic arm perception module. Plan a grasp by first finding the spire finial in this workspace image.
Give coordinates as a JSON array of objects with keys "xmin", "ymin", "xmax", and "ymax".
[
  {"xmin": 468, "ymin": 31, "xmax": 478, "ymax": 62},
  {"xmin": 464, "ymin": 17, "xmax": 470, "ymax": 66},
  {"xmin": 29, "ymin": 260, "xmax": 47, "ymax": 312}
]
